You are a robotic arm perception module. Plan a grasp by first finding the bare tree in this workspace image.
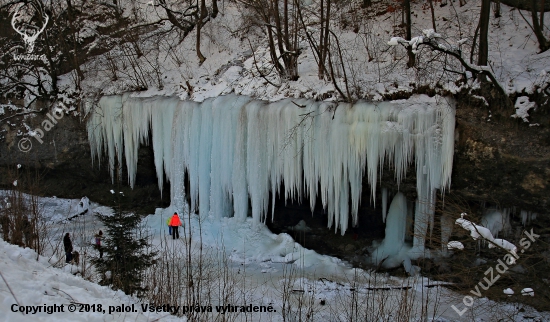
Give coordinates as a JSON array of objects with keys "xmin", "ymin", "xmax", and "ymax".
[
  {"xmin": 388, "ymin": 30, "xmax": 508, "ymax": 99},
  {"xmin": 238, "ymin": 0, "xmax": 300, "ymax": 80},
  {"xmin": 296, "ymin": 0, "xmax": 330, "ymax": 79},
  {"xmin": 493, "ymin": 0, "xmax": 501, "ymax": 17},
  {"xmin": 515, "ymin": 0, "xmax": 549, "ymax": 52},
  {"xmin": 157, "ymin": 0, "xmax": 198, "ymax": 37},
  {"xmin": 428, "ymin": 0, "xmax": 437, "ymax": 31},
  {"xmin": 196, "ymin": 0, "xmax": 208, "ymax": 64},
  {"xmin": 404, "ymin": 0, "xmax": 415, "ymax": 68},
  {"xmin": 530, "ymin": 0, "xmax": 549, "ymax": 52},
  {"xmin": 477, "ymin": 0, "xmax": 491, "ymax": 81},
  {"xmin": 318, "ymin": 0, "xmax": 330, "ymax": 79},
  {"xmin": 211, "ymin": 0, "xmax": 218, "ymax": 18}
]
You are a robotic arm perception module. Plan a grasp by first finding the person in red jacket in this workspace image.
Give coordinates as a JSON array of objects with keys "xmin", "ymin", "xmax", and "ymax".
[{"xmin": 169, "ymin": 212, "xmax": 182, "ymax": 239}]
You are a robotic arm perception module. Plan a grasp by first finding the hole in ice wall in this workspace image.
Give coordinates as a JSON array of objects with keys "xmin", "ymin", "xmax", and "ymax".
[{"xmin": 265, "ymin": 182, "xmax": 387, "ymax": 266}]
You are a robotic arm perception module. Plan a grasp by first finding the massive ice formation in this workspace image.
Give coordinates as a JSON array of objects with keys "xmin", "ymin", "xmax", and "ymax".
[{"xmin": 87, "ymin": 94, "xmax": 455, "ymax": 245}]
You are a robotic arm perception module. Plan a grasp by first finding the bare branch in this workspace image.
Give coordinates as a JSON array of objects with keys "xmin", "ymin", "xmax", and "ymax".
[
  {"xmin": 247, "ymin": 39, "xmax": 281, "ymax": 88},
  {"xmin": 389, "ymin": 31, "xmax": 510, "ymax": 103},
  {"xmin": 0, "ymin": 108, "xmax": 44, "ymax": 124}
]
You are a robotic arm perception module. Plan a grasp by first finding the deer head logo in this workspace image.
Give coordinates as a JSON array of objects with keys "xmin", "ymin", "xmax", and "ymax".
[{"xmin": 11, "ymin": 3, "xmax": 49, "ymax": 54}]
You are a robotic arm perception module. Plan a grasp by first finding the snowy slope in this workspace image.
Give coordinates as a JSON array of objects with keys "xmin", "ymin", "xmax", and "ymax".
[
  {"xmin": 64, "ymin": 1, "xmax": 550, "ymax": 104},
  {"xmin": 0, "ymin": 239, "xmax": 180, "ymax": 322}
]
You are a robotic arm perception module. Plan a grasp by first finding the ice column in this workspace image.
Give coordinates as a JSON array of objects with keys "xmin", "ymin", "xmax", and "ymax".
[{"xmin": 372, "ymin": 192, "xmax": 408, "ymax": 267}]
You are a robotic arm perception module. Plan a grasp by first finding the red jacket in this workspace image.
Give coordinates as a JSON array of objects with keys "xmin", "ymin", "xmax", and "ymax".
[{"xmin": 169, "ymin": 214, "xmax": 182, "ymax": 226}]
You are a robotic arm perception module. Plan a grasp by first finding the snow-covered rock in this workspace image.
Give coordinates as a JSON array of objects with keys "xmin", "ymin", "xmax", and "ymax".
[
  {"xmin": 521, "ymin": 288, "xmax": 535, "ymax": 296},
  {"xmin": 447, "ymin": 241, "xmax": 464, "ymax": 250}
]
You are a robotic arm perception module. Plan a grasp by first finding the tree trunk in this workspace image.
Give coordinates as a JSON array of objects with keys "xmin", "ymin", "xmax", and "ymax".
[
  {"xmin": 212, "ymin": 0, "xmax": 219, "ymax": 18},
  {"xmin": 196, "ymin": 0, "xmax": 206, "ymax": 64},
  {"xmin": 200, "ymin": 0, "xmax": 208, "ymax": 18},
  {"xmin": 493, "ymin": 0, "xmax": 501, "ymax": 18},
  {"xmin": 272, "ymin": 0, "xmax": 285, "ymax": 62},
  {"xmin": 477, "ymin": 0, "xmax": 491, "ymax": 80},
  {"xmin": 470, "ymin": 22, "xmax": 480, "ymax": 64},
  {"xmin": 429, "ymin": 0, "xmax": 437, "ymax": 31},
  {"xmin": 540, "ymin": 0, "xmax": 545, "ymax": 27},
  {"xmin": 65, "ymin": 0, "xmax": 84, "ymax": 87},
  {"xmin": 405, "ymin": 0, "xmax": 415, "ymax": 68},
  {"xmin": 319, "ymin": 0, "xmax": 330, "ymax": 79},
  {"xmin": 531, "ymin": 0, "xmax": 550, "ymax": 52},
  {"xmin": 319, "ymin": 0, "xmax": 325, "ymax": 79}
]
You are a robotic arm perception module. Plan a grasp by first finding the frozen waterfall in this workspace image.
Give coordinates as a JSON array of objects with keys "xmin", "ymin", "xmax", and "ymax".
[{"xmin": 87, "ymin": 94, "xmax": 455, "ymax": 244}]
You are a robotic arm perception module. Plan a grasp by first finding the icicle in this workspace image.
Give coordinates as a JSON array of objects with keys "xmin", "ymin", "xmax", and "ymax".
[
  {"xmin": 87, "ymin": 94, "xmax": 455, "ymax": 236},
  {"xmin": 381, "ymin": 188, "xmax": 388, "ymax": 223},
  {"xmin": 482, "ymin": 208, "xmax": 512, "ymax": 238},
  {"xmin": 521, "ymin": 210, "xmax": 537, "ymax": 226}
]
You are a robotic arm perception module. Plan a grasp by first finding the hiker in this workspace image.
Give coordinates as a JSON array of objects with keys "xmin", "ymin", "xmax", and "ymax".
[
  {"xmin": 63, "ymin": 233, "xmax": 73, "ymax": 263},
  {"xmin": 166, "ymin": 217, "xmax": 172, "ymax": 235},
  {"xmin": 169, "ymin": 212, "xmax": 182, "ymax": 239},
  {"xmin": 94, "ymin": 230, "xmax": 103, "ymax": 259}
]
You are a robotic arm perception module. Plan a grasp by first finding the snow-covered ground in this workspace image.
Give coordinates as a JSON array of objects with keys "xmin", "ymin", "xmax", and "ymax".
[
  {"xmin": 0, "ymin": 239, "xmax": 183, "ymax": 322},
  {"xmin": 1, "ymin": 193, "xmax": 548, "ymax": 321}
]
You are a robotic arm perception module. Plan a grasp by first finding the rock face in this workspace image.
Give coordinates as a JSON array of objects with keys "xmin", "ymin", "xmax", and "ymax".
[
  {"xmin": 451, "ymin": 98, "xmax": 550, "ymax": 213},
  {"xmin": 1, "ymin": 96, "xmax": 548, "ymax": 217},
  {"xmin": 0, "ymin": 109, "xmax": 170, "ymax": 214}
]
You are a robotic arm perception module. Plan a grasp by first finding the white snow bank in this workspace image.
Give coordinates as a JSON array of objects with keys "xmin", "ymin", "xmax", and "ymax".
[
  {"xmin": 488, "ymin": 238, "xmax": 517, "ymax": 253},
  {"xmin": 0, "ymin": 238, "xmax": 179, "ymax": 322},
  {"xmin": 455, "ymin": 218, "xmax": 495, "ymax": 242}
]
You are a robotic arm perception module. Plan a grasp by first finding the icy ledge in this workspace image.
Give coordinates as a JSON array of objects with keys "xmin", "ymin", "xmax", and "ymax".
[{"xmin": 87, "ymin": 94, "xmax": 455, "ymax": 247}]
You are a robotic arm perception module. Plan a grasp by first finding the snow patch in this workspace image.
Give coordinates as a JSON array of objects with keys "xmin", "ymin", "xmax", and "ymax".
[
  {"xmin": 521, "ymin": 288, "xmax": 534, "ymax": 296},
  {"xmin": 503, "ymin": 288, "xmax": 514, "ymax": 296},
  {"xmin": 511, "ymin": 96, "xmax": 535, "ymax": 122},
  {"xmin": 447, "ymin": 241, "xmax": 464, "ymax": 250}
]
